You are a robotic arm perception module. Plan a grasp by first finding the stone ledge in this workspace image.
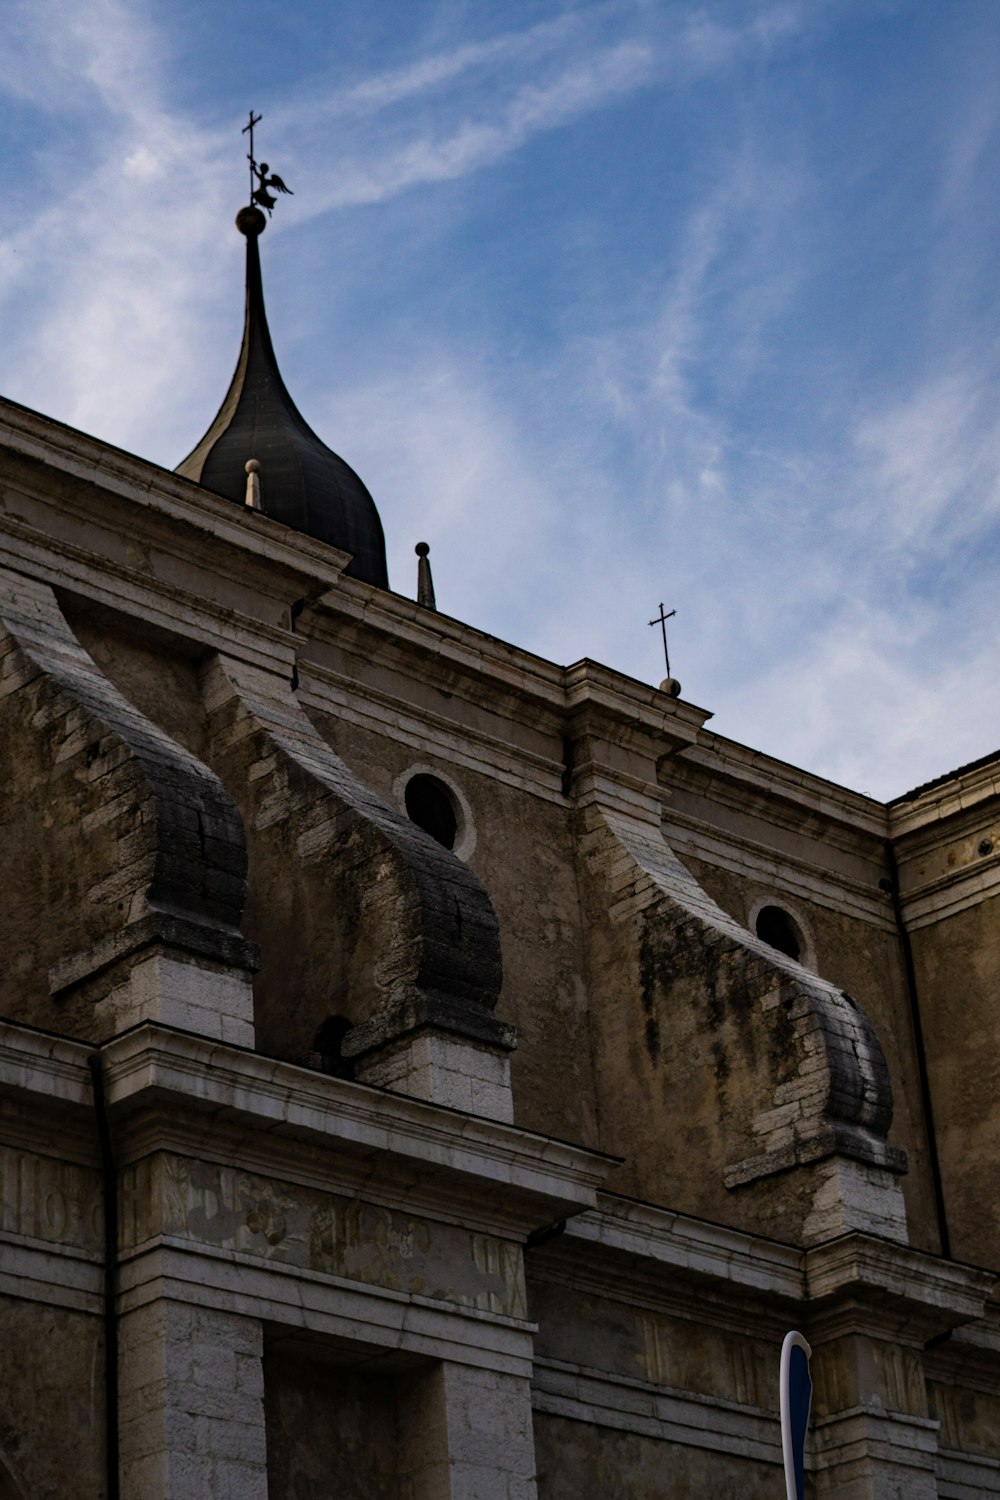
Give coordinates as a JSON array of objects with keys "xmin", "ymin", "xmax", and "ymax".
[
  {"xmin": 532, "ymin": 1361, "xmax": 780, "ymax": 1464},
  {"xmin": 343, "ymin": 995, "xmax": 517, "ymax": 1059},
  {"xmin": 805, "ymin": 1233, "xmax": 995, "ymax": 1342},
  {"xmin": 0, "ymin": 1234, "xmax": 103, "ymax": 1313},
  {"xmin": 0, "ymin": 1020, "xmax": 95, "ymax": 1105},
  {"xmin": 553, "ymin": 1193, "xmax": 804, "ymax": 1302},
  {"xmin": 660, "ymin": 812, "xmax": 895, "ymax": 929},
  {"xmin": 811, "ymin": 1404, "xmax": 941, "ymax": 1468},
  {"xmin": 117, "ymin": 1245, "xmax": 538, "ymax": 1378},
  {"xmin": 48, "ymin": 911, "xmax": 261, "ymax": 997},
  {"xmin": 96, "ymin": 1023, "xmax": 617, "ymax": 1235},
  {"xmin": 724, "ymin": 1126, "xmax": 908, "ymax": 1189},
  {"xmin": 935, "ymin": 1444, "xmax": 1000, "ymax": 1500}
]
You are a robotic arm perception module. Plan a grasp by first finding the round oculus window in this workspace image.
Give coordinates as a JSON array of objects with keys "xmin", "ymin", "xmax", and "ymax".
[
  {"xmin": 404, "ymin": 773, "xmax": 459, "ymax": 851},
  {"xmin": 754, "ymin": 904, "xmax": 803, "ymax": 962}
]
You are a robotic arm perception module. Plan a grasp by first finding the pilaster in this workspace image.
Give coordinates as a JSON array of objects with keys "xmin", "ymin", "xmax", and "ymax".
[{"xmin": 119, "ymin": 1300, "xmax": 267, "ymax": 1500}]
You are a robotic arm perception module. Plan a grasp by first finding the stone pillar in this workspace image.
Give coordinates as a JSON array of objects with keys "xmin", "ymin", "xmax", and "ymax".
[
  {"xmin": 399, "ymin": 1361, "xmax": 538, "ymax": 1500},
  {"xmin": 810, "ymin": 1331, "xmax": 939, "ymax": 1500},
  {"xmin": 802, "ymin": 1238, "xmax": 993, "ymax": 1500},
  {"xmin": 50, "ymin": 916, "xmax": 257, "ymax": 1047},
  {"xmin": 350, "ymin": 1031, "xmax": 514, "ymax": 1123},
  {"xmin": 118, "ymin": 1300, "xmax": 267, "ymax": 1500}
]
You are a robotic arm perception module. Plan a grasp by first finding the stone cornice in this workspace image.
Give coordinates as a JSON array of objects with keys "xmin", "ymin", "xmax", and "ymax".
[
  {"xmin": 297, "ymin": 659, "xmax": 567, "ymax": 804},
  {"xmin": 99, "ymin": 1024, "xmax": 617, "ymax": 1237},
  {"xmin": 302, "ymin": 593, "xmax": 711, "ymax": 764},
  {"xmin": 666, "ymin": 738, "xmax": 889, "ymax": 846},
  {"xmin": 0, "ymin": 1017, "xmax": 618, "ymax": 1236},
  {"xmin": 804, "ymin": 1233, "xmax": 995, "ymax": 1343},
  {"xmin": 550, "ymin": 1192, "xmax": 804, "ymax": 1300},
  {"xmin": 889, "ymin": 756, "xmax": 1000, "ymax": 837},
  {"xmin": 0, "ymin": 398, "xmax": 348, "ymax": 597},
  {"xmin": 661, "ymin": 810, "xmax": 896, "ymax": 929},
  {"xmin": 529, "ymin": 1207, "xmax": 999, "ymax": 1358}
]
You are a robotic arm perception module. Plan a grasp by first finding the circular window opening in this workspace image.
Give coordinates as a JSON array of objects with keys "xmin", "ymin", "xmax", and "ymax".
[
  {"xmin": 405, "ymin": 774, "xmax": 458, "ymax": 850},
  {"xmin": 755, "ymin": 905, "xmax": 803, "ymax": 961}
]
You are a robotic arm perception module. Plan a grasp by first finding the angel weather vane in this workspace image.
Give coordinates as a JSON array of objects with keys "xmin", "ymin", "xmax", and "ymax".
[{"xmin": 242, "ymin": 111, "xmax": 293, "ymax": 216}]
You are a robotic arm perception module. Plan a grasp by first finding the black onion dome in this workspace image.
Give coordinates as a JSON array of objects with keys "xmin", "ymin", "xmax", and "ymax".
[{"xmin": 176, "ymin": 206, "xmax": 388, "ymax": 588}]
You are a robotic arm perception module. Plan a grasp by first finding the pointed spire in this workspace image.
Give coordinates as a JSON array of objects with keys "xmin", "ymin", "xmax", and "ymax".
[
  {"xmin": 415, "ymin": 542, "xmax": 436, "ymax": 610},
  {"xmin": 176, "ymin": 205, "xmax": 388, "ymax": 588}
]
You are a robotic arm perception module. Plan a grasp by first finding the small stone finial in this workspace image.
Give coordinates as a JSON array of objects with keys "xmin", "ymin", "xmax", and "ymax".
[
  {"xmin": 415, "ymin": 542, "xmax": 437, "ymax": 610},
  {"xmin": 245, "ymin": 458, "xmax": 261, "ymax": 510},
  {"xmin": 659, "ymin": 677, "xmax": 682, "ymax": 699}
]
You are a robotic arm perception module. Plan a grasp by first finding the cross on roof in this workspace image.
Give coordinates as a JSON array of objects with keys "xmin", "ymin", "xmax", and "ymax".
[{"xmin": 649, "ymin": 602, "xmax": 676, "ymax": 678}]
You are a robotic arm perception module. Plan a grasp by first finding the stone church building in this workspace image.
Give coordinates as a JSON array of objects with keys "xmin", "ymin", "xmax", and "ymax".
[{"xmin": 0, "ymin": 197, "xmax": 997, "ymax": 1499}]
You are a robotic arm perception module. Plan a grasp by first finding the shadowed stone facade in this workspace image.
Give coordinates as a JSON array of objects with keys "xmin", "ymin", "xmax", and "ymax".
[{"xmin": 0, "ymin": 234, "xmax": 999, "ymax": 1497}]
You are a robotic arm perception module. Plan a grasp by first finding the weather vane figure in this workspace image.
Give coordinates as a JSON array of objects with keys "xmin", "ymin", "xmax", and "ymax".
[{"xmin": 242, "ymin": 110, "xmax": 293, "ymax": 217}]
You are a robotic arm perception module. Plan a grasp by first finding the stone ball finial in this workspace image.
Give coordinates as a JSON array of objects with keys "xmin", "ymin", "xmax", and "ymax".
[
  {"xmin": 244, "ymin": 457, "xmax": 262, "ymax": 511},
  {"xmin": 236, "ymin": 205, "xmax": 267, "ymax": 238},
  {"xmin": 415, "ymin": 542, "xmax": 436, "ymax": 610},
  {"xmin": 660, "ymin": 677, "xmax": 682, "ymax": 698}
]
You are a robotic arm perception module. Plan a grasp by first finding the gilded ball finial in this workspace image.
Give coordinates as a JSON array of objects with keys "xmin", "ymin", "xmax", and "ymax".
[{"xmin": 236, "ymin": 205, "xmax": 267, "ymax": 238}]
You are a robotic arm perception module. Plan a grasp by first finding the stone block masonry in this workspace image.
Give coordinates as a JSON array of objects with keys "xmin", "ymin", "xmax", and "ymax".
[{"xmin": 118, "ymin": 1301, "xmax": 267, "ymax": 1500}]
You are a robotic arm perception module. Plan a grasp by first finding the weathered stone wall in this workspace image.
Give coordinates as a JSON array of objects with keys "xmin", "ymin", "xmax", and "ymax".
[
  {"xmin": 910, "ymin": 891, "xmax": 1000, "ymax": 1268},
  {"xmin": 0, "ymin": 1299, "xmax": 103, "ymax": 1497},
  {"xmin": 118, "ymin": 1301, "xmax": 268, "ymax": 1500},
  {"xmin": 681, "ymin": 856, "xmax": 941, "ymax": 1252},
  {"xmin": 28, "ymin": 579, "xmax": 913, "ymax": 1246},
  {"xmin": 198, "ymin": 653, "xmax": 506, "ymax": 1072},
  {"xmin": 65, "ymin": 600, "xmax": 213, "ymax": 764},
  {"xmin": 264, "ymin": 1348, "xmax": 401, "ymax": 1500},
  {"xmin": 927, "ymin": 1368, "xmax": 1000, "ymax": 1487},
  {"xmin": 2, "ymin": 396, "xmax": 1000, "ymax": 1500},
  {"xmin": 0, "ymin": 571, "xmax": 252, "ymax": 1041},
  {"xmin": 529, "ymin": 1275, "xmax": 780, "ymax": 1412},
  {"xmin": 308, "ymin": 707, "xmax": 600, "ymax": 1146},
  {"xmin": 571, "ymin": 792, "xmax": 905, "ymax": 1244},
  {"xmin": 533, "ymin": 1414, "xmax": 778, "ymax": 1500}
]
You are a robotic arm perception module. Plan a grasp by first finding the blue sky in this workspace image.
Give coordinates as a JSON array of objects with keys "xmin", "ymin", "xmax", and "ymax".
[{"xmin": 1, "ymin": 0, "xmax": 998, "ymax": 799}]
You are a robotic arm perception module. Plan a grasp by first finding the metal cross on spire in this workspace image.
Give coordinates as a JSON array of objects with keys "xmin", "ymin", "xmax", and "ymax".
[
  {"xmin": 649, "ymin": 602, "xmax": 682, "ymax": 698},
  {"xmin": 242, "ymin": 110, "xmax": 262, "ymax": 204},
  {"xmin": 241, "ymin": 110, "xmax": 294, "ymax": 217}
]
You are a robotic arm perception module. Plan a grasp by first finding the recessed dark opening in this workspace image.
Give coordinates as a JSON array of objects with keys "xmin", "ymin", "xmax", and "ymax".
[
  {"xmin": 404, "ymin": 774, "xmax": 458, "ymax": 850},
  {"xmin": 755, "ymin": 905, "xmax": 802, "ymax": 961},
  {"xmin": 313, "ymin": 1014, "xmax": 354, "ymax": 1079}
]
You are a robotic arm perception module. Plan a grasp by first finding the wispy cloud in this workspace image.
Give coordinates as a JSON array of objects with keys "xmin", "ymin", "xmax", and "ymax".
[
  {"xmin": 306, "ymin": 40, "xmax": 658, "ymax": 214},
  {"xmin": 279, "ymin": 6, "xmax": 626, "ymax": 122},
  {"xmin": 272, "ymin": 2, "xmax": 811, "ymax": 217},
  {"xmin": 854, "ymin": 368, "xmax": 1000, "ymax": 554},
  {"xmin": 0, "ymin": 0, "xmax": 811, "ymax": 449},
  {"xmin": 0, "ymin": 0, "xmax": 997, "ymax": 800}
]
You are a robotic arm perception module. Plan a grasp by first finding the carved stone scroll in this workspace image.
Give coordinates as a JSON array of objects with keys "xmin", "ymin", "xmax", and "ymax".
[
  {"xmin": 577, "ymin": 796, "xmax": 907, "ymax": 1244},
  {"xmin": 200, "ymin": 655, "xmax": 509, "ymax": 1076},
  {"xmin": 0, "ymin": 567, "xmax": 256, "ymax": 1041}
]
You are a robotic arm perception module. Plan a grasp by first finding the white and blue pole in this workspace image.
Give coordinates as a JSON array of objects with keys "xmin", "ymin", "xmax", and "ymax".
[{"xmin": 780, "ymin": 1331, "xmax": 813, "ymax": 1500}]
